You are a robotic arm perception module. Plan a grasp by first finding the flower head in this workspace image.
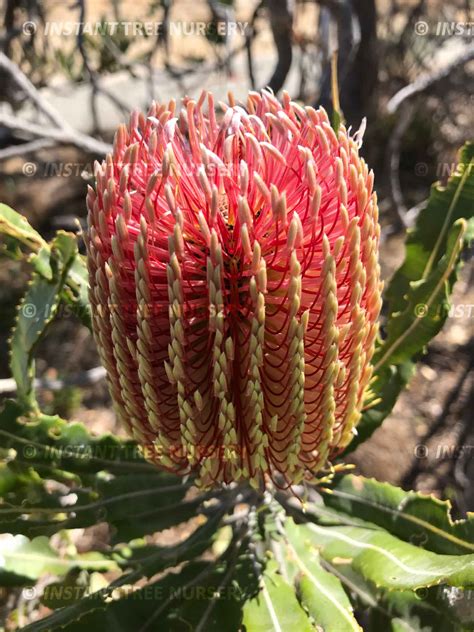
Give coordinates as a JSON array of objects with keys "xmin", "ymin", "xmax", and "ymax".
[{"xmin": 85, "ymin": 90, "xmax": 382, "ymax": 489}]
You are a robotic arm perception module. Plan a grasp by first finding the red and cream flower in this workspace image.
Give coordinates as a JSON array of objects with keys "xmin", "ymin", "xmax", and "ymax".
[{"xmin": 85, "ymin": 90, "xmax": 382, "ymax": 489}]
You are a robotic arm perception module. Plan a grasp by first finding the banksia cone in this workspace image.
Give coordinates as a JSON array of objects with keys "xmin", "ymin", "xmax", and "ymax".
[{"xmin": 85, "ymin": 90, "xmax": 382, "ymax": 489}]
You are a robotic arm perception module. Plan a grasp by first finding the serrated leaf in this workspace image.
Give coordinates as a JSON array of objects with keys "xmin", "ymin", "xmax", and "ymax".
[
  {"xmin": 351, "ymin": 144, "xmax": 474, "ymax": 449},
  {"xmin": 0, "ymin": 400, "xmax": 199, "ymax": 540},
  {"xmin": 9, "ymin": 233, "xmax": 78, "ymax": 409},
  {"xmin": 0, "ymin": 203, "xmax": 46, "ymax": 251},
  {"xmin": 0, "ymin": 535, "xmax": 117, "ymax": 585},
  {"xmin": 324, "ymin": 561, "xmax": 472, "ymax": 631},
  {"xmin": 320, "ymin": 475, "xmax": 474, "ymax": 555},
  {"xmin": 0, "ymin": 400, "xmax": 152, "ymax": 476},
  {"xmin": 50, "ymin": 536, "xmax": 257, "ymax": 631},
  {"xmin": 0, "ymin": 202, "xmax": 91, "ymax": 330},
  {"xmin": 285, "ymin": 520, "xmax": 362, "ymax": 631},
  {"xmin": 62, "ymin": 253, "xmax": 92, "ymax": 329},
  {"xmin": 353, "ymin": 360, "xmax": 416, "ymax": 449},
  {"xmin": 385, "ymin": 144, "xmax": 474, "ymax": 315},
  {"xmin": 355, "ymin": 220, "xmax": 472, "ymax": 448},
  {"xmin": 30, "ymin": 246, "xmax": 53, "ymax": 280},
  {"xmin": 242, "ymin": 559, "xmax": 314, "ymax": 631},
  {"xmin": 20, "ymin": 513, "xmax": 224, "ymax": 632},
  {"xmin": 374, "ymin": 219, "xmax": 468, "ymax": 368},
  {"xmin": 299, "ymin": 522, "xmax": 474, "ymax": 590},
  {"xmin": 10, "ymin": 274, "xmax": 63, "ymax": 409}
]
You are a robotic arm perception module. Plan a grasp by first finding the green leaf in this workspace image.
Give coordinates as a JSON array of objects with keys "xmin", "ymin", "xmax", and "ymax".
[
  {"xmin": 285, "ymin": 520, "xmax": 362, "ymax": 631},
  {"xmin": 0, "ymin": 203, "xmax": 46, "ymax": 251},
  {"xmin": 30, "ymin": 246, "xmax": 53, "ymax": 280},
  {"xmin": 9, "ymin": 233, "xmax": 78, "ymax": 410},
  {"xmin": 384, "ymin": 587, "xmax": 474, "ymax": 632},
  {"xmin": 323, "ymin": 558, "xmax": 473, "ymax": 631},
  {"xmin": 21, "ymin": 513, "xmax": 224, "ymax": 632},
  {"xmin": 0, "ymin": 400, "xmax": 200, "ymax": 540},
  {"xmin": 242, "ymin": 559, "xmax": 314, "ymax": 632},
  {"xmin": 355, "ymin": 219, "xmax": 472, "ymax": 449},
  {"xmin": 156, "ymin": 542, "xmax": 260, "ymax": 632},
  {"xmin": 352, "ymin": 360, "xmax": 416, "ymax": 450},
  {"xmin": 320, "ymin": 475, "xmax": 474, "ymax": 555},
  {"xmin": 43, "ymin": 562, "xmax": 216, "ymax": 632},
  {"xmin": 351, "ymin": 144, "xmax": 474, "ymax": 449},
  {"xmin": 61, "ymin": 253, "xmax": 92, "ymax": 329},
  {"xmin": 0, "ymin": 400, "xmax": 152, "ymax": 476},
  {"xmin": 297, "ymin": 522, "xmax": 474, "ymax": 590},
  {"xmin": 0, "ymin": 202, "xmax": 91, "ymax": 330},
  {"xmin": 386, "ymin": 144, "xmax": 474, "ymax": 314},
  {"xmin": 0, "ymin": 535, "xmax": 117, "ymax": 585},
  {"xmin": 374, "ymin": 220, "xmax": 468, "ymax": 368},
  {"xmin": 39, "ymin": 532, "xmax": 258, "ymax": 631}
]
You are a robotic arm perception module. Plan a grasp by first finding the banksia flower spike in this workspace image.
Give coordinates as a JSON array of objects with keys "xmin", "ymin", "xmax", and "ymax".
[{"xmin": 85, "ymin": 90, "xmax": 382, "ymax": 489}]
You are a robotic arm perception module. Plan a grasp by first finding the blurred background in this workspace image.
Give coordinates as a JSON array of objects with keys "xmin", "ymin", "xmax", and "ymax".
[{"xmin": 0, "ymin": 0, "xmax": 473, "ymax": 519}]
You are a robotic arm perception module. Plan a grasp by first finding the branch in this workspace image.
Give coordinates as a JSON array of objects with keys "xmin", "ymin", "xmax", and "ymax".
[
  {"xmin": 386, "ymin": 101, "xmax": 416, "ymax": 228},
  {"xmin": 0, "ymin": 51, "xmax": 111, "ymax": 157},
  {"xmin": 266, "ymin": 0, "xmax": 294, "ymax": 92},
  {"xmin": 0, "ymin": 137, "xmax": 55, "ymax": 160},
  {"xmin": 387, "ymin": 45, "xmax": 474, "ymax": 113},
  {"xmin": 0, "ymin": 366, "xmax": 107, "ymax": 394},
  {"xmin": 75, "ymin": 0, "xmax": 130, "ymax": 132},
  {"xmin": 317, "ymin": 0, "xmax": 361, "ymax": 118},
  {"xmin": 0, "ymin": 112, "xmax": 112, "ymax": 155},
  {"xmin": 0, "ymin": 52, "xmax": 71, "ymax": 129}
]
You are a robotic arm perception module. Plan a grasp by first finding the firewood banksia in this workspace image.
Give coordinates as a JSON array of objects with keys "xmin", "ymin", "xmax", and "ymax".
[{"xmin": 85, "ymin": 90, "xmax": 382, "ymax": 489}]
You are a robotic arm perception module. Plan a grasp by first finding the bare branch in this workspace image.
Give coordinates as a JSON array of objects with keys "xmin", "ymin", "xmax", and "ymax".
[
  {"xmin": 0, "ymin": 137, "xmax": 55, "ymax": 160},
  {"xmin": 386, "ymin": 101, "xmax": 416, "ymax": 229},
  {"xmin": 0, "ymin": 51, "xmax": 112, "ymax": 157},
  {"xmin": 387, "ymin": 45, "xmax": 474, "ymax": 113},
  {"xmin": 0, "ymin": 366, "xmax": 107, "ymax": 394},
  {"xmin": 0, "ymin": 51, "xmax": 71, "ymax": 129},
  {"xmin": 266, "ymin": 0, "xmax": 294, "ymax": 92},
  {"xmin": 0, "ymin": 112, "xmax": 112, "ymax": 155}
]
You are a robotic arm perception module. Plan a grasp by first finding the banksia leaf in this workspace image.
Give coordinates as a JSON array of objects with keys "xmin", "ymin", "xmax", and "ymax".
[
  {"xmin": 0, "ymin": 203, "xmax": 46, "ymax": 252},
  {"xmin": 319, "ymin": 474, "xmax": 474, "ymax": 555},
  {"xmin": 9, "ymin": 233, "xmax": 77, "ymax": 410},
  {"xmin": 85, "ymin": 90, "xmax": 382, "ymax": 488},
  {"xmin": 355, "ymin": 144, "xmax": 474, "ymax": 449},
  {"xmin": 291, "ymin": 520, "xmax": 474, "ymax": 590}
]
